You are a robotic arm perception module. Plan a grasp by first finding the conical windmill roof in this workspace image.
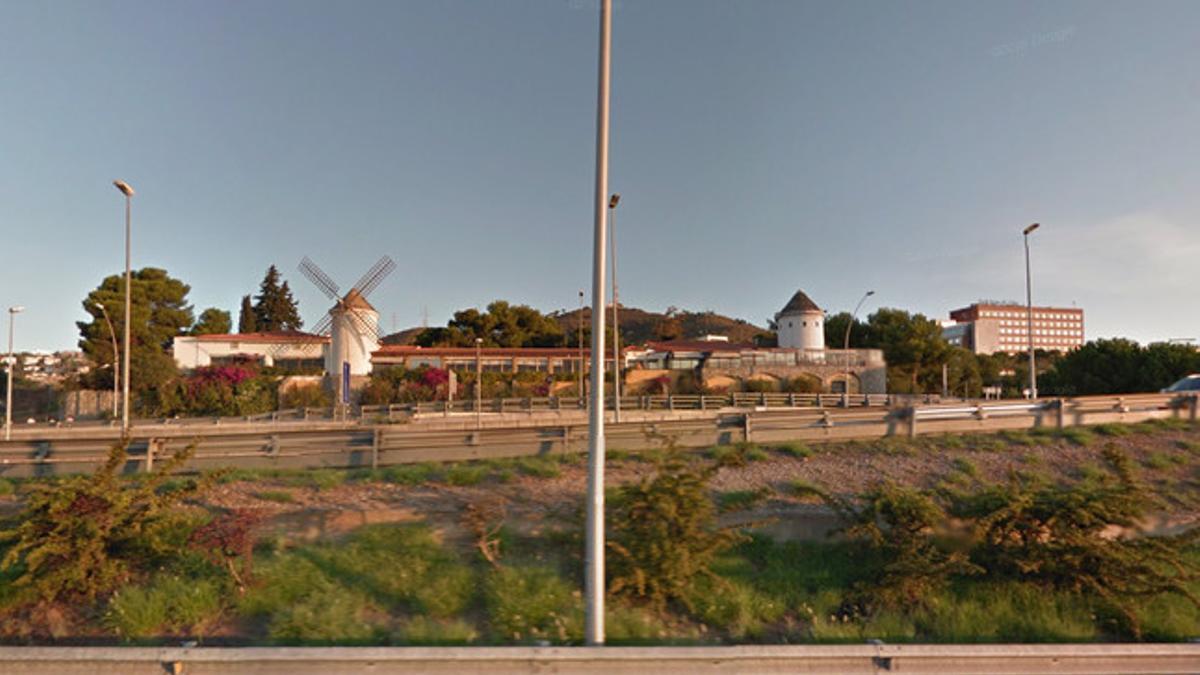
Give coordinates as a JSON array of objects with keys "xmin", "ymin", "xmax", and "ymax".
[
  {"xmin": 777, "ymin": 289, "xmax": 822, "ymax": 316},
  {"xmin": 337, "ymin": 288, "xmax": 377, "ymax": 312}
]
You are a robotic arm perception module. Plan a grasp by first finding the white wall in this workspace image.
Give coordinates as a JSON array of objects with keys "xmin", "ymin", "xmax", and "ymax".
[
  {"xmin": 327, "ymin": 308, "xmax": 380, "ymax": 377},
  {"xmin": 777, "ymin": 310, "xmax": 824, "ymax": 351}
]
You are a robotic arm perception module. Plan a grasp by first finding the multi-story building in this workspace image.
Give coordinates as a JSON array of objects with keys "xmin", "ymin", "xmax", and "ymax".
[{"xmin": 942, "ymin": 301, "xmax": 1084, "ymax": 355}]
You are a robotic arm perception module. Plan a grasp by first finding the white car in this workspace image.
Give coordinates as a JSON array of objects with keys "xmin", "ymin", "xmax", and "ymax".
[{"xmin": 1163, "ymin": 374, "xmax": 1200, "ymax": 393}]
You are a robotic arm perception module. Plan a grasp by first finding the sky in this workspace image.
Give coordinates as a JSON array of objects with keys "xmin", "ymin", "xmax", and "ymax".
[{"xmin": 2, "ymin": 0, "xmax": 1198, "ymax": 351}]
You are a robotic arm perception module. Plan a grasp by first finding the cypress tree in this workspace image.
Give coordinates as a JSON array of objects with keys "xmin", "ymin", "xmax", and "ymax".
[
  {"xmin": 252, "ymin": 266, "xmax": 303, "ymax": 332},
  {"xmin": 238, "ymin": 295, "xmax": 257, "ymax": 333}
]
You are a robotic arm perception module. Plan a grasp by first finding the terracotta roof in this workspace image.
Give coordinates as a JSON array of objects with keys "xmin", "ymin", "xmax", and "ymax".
[
  {"xmin": 777, "ymin": 289, "xmax": 821, "ymax": 316},
  {"xmin": 644, "ymin": 340, "xmax": 757, "ymax": 353},
  {"xmin": 372, "ymin": 345, "xmax": 624, "ymax": 359},
  {"xmin": 182, "ymin": 331, "xmax": 329, "ymax": 344}
]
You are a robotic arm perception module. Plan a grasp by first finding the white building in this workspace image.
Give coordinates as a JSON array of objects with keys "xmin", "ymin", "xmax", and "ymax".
[
  {"xmin": 774, "ymin": 289, "xmax": 825, "ymax": 351},
  {"xmin": 171, "ymin": 332, "xmax": 328, "ymax": 370}
]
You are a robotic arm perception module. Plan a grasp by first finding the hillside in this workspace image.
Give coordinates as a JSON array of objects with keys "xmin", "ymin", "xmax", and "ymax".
[{"xmin": 382, "ymin": 305, "xmax": 770, "ymax": 346}]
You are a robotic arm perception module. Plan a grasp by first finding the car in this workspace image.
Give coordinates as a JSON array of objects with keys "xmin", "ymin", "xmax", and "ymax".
[{"xmin": 1162, "ymin": 374, "xmax": 1200, "ymax": 393}]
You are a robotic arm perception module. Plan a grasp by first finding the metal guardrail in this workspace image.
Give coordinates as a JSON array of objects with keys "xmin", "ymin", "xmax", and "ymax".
[
  {"xmin": 0, "ymin": 393, "xmax": 1193, "ymax": 478},
  {"xmin": 2, "ymin": 644, "xmax": 1198, "ymax": 675}
]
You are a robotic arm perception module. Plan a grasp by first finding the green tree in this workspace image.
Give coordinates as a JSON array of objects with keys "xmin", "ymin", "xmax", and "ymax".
[
  {"xmin": 865, "ymin": 308, "xmax": 951, "ymax": 393},
  {"xmin": 238, "ymin": 295, "xmax": 257, "ymax": 333},
  {"xmin": 415, "ymin": 300, "xmax": 564, "ymax": 348},
  {"xmin": 252, "ymin": 266, "xmax": 303, "ymax": 332},
  {"xmin": 77, "ymin": 268, "xmax": 192, "ymax": 398},
  {"xmin": 1040, "ymin": 339, "xmax": 1200, "ymax": 396},
  {"xmin": 191, "ymin": 307, "xmax": 232, "ymax": 335},
  {"xmin": 824, "ymin": 311, "xmax": 870, "ymax": 349}
]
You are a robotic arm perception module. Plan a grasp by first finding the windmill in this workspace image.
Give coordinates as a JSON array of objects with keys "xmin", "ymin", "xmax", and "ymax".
[{"xmin": 297, "ymin": 255, "xmax": 396, "ymax": 403}]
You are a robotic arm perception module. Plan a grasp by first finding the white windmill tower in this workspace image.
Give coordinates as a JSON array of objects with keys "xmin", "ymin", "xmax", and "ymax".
[{"xmin": 297, "ymin": 256, "xmax": 396, "ymax": 402}]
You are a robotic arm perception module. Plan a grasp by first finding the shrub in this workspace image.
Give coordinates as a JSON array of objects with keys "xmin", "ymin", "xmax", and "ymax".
[
  {"xmin": 278, "ymin": 384, "xmax": 331, "ymax": 410},
  {"xmin": 0, "ymin": 478, "xmax": 14, "ymax": 496},
  {"xmin": 608, "ymin": 438, "xmax": 744, "ymax": 609},
  {"xmin": 189, "ymin": 509, "xmax": 261, "ymax": 592},
  {"xmin": 0, "ymin": 440, "xmax": 209, "ymax": 604},
  {"xmin": 484, "ymin": 565, "xmax": 582, "ymax": 642},
  {"xmin": 814, "ymin": 445, "xmax": 1200, "ymax": 637}
]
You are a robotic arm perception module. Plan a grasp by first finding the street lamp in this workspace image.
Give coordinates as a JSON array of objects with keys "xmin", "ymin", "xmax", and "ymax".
[
  {"xmin": 843, "ymin": 291, "xmax": 874, "ymax": 407},
  {"xmin": 608, "ymin": 193, "xmax": 621, "ymax": 424},
  {"xmin": 475, "ymin": 337, "xmax": 483, "ymax": 430},
  {"xmin": 96, "ymin": 303, "xmax": 120, "ymax": 419},
  {"xmin": 578, "ymin": 290, "xmax": 585, "ymax": 402},
  {"xmin": 113, "ymin": 179, "xmax": 135, "ymax": 432},
  {"xmin": 5, "ymin": 306, "xmax": 25, "ymax": 441},
  {"xmin": 1023, "ymin": 223, "xmax": 1040, "ymax": 399},
  {"xmin": 585, "ymin": 0, "xmax": 613, "ymax": 646}
]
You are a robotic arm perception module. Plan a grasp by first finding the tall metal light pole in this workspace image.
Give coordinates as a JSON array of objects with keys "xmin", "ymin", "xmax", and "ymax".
[
  {"xmin": 586, "ymin": 0, "xmax": 613, "ymax": 647},
  {"xmin": 475, "ymin": 337, "xmax": 483, "ymax": 429},
  {"xmin": 5, "ymin": 306, "xmax": 25, "ymax": 441},
  {"xmin": 843, "ymin": 290, "xmax": 874, "ymax": 407},
  {"xmin": 1023, "ymin": 223, "xmax": 1040, "ymax": 399},
  {"xmin": 97, "ymin": 303, "xmax": 120, "ymax": 419},
  {"xmin": 608, "ymin": 193, "xmax": 621, "ymax": 424},
  {"xmin": 577, "ymin": 290, "xmax": 585, "ymax": 402},
  {"xmin": 114, "ymin": 180, "xmax": 135, "ymax": 432}
]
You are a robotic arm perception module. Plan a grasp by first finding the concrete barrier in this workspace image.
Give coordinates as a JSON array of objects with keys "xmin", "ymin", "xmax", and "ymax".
[{"xmin": 1, "ymin": 644, "xmax": 1198, "ymax": 675}]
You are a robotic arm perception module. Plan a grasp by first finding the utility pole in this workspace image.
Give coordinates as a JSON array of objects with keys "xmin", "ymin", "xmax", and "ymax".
[{"xmin": 585, "ymin": 0, "xmax": 612, "ymax": 647}]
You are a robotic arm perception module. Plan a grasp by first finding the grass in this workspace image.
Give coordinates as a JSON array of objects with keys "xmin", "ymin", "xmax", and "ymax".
[
  {"xmin": 255, "ymin": 490, "xmax": 296, "ymax": 504},
  {"xmin": 484, "ymin": 565, "xmax": 582, "ymax": 642},
  {"xmin": 775, "ymin": 441, "xmax": 813, "ymax": 459},
  {"xmin": 1058, "ymin": 427, "xmax": 1096, "ymax": 447},
  {"xmin": 950, "ymin": 457, "xmax": 980, "ymax": 479},
  {"xmin": 105, "ymin": 574, "xmax": 224, "ymax": 640},
  {"xmin": 445, "ymin": 464, "xmax": 489, "ymax": 486},
  {"xmin": 515, "ymin": 456, "xmax": 562, "ymax": 479},
  {"xmin": 1142, "ymin": 451, "xmax": 1186, "ymax": 470},
  {"xmin": 0, "ymin": 478, "xmax": 14, "ymax": 497},
  {"xmin": 717, "ymin": 488, "xmax": 771, "ymax": 513},
  {"xmin": 1093, "ymin": 423, "xmax": 1133, "ymax": 437},
  {"xmin": 707, "ymin": 443, "xmax": 770, "ymax": 464}
]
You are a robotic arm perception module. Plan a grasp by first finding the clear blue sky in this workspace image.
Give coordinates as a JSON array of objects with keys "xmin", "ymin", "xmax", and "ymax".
[{"xmin": 2, "ymin": 0, "xmax": 1198, "ymax": 350}]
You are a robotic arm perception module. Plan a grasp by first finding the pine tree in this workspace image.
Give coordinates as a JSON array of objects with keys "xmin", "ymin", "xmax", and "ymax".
[
  {"xmin": 238, "ymin": 295, "xmax": 257, "ymax": 334},
  {"xmin": 252, "ymin": 265, "xmax": 303, "ymax": 332}
]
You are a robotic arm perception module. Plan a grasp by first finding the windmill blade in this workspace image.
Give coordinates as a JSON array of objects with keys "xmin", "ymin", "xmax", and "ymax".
[
  {"xmin": 311, "ymin": 313, "xmax": 333, "ymax": 336},
  {"xmin": 298, "ymin": 256, "xmax": 341, "ymax": 300},
  {"xmin": 345, "ymin": 310, "xmax": 382, "ymax": 344},
  {"xmin": 352, "ymin": 256, "xmax": 396, "ymax": 299}
]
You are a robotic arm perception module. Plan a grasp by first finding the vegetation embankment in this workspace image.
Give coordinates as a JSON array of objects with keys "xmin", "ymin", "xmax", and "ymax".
[{"xmin": 0, "ymin": 420, "xmax": 1198, "ymax": 645}]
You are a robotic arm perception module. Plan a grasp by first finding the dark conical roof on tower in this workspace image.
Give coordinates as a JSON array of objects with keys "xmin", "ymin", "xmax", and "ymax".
[{"xmin": 778, "ymin": 289, "xmax": 822, "ymax": 316}]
